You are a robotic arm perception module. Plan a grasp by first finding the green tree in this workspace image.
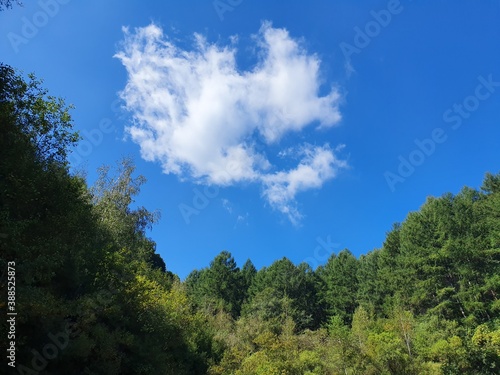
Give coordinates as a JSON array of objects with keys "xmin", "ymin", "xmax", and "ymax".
[
  {"xmin": 186, "ymin": 251, "xmax": 244, "ymax": 318},
  {"xmin": 0, "ymin": 64, "xmax": 93, "ymax": 370},
  {"xmin": 241, "ymin": 259, "xmax": 257, "ymax": 300},
  {"xmin": 318, "ymin": 249, "xmax": 359, "ymax": 325},
  {"xmin": 357, "ymin": 250, "xmax": 385, "ymax": 316},
  {"xmin": 245, "ymin": 258, "xmax": 320, "ymax": 330}
]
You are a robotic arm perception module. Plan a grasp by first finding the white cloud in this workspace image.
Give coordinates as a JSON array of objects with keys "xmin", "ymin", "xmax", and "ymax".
[
  {"xmin": 261, "ymin": 144, "xmax": 347, "ymax": 225},
  {"xmin": 115, "ymin": 22, "xmax": 346, "ymax": 223}
]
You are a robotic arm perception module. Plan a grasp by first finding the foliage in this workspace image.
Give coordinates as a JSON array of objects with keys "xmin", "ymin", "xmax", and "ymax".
[
  {"xmin": 0, "ymin": 65, "xmax": 213, "ymax": 374},
  {"xmin": 2, "ymin": 63, "xmax": 499, "ymax": 374}
]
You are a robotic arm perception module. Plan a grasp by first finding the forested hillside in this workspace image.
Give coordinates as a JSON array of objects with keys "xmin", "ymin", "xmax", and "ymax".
[{"xmin": 1, "ymin": 65, "xmax": 499, "ymax": 374}]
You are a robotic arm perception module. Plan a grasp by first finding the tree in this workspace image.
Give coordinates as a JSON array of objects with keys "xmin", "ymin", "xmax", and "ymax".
[
  {"xmin": 0, "ymin": 64, "xmax": 93, "ymax": 369},
  {"xmin": 319, "ymin": 249, "xmax": 359, "ymax": 325},
  {"xmin": 0, "ymin": 64, "xmax": 79, "ymax": 165},
  {"xmin": 357, "ymin": 250, "xmax": 383, "ymax": 315},
  {"xmin": 241, "ymin": 259, "xmax": 257, "ymax": 293},
  {"xmin": 89, "ymin": 158, "xmax": 166, "ymax": 275},
  {"xmin": 245, "ymin": 258, "xmax": 320, "ymax": 330},
  {"xmin": 185, "ymin": 251, "xmax": 244, "ymax": 318}
]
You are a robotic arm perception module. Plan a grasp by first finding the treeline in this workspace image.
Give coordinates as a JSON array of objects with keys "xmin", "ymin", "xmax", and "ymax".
[
  {"xmin": 187, "ymin": 180, "xmax": 500, "ymax": 374},
  {"xmin": 1, "ymin": 64, "xmax": 499, "ymax": 374}
]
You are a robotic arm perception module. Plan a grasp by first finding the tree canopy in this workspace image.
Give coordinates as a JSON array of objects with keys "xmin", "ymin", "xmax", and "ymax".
[{"xmin": 2, "ymin": 63, "xmax": 499, "ymax": 374}]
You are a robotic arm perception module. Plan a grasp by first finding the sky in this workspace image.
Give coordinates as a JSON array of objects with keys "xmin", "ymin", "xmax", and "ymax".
[{"xmin": 2, "ymin": 0, "xmax": 500, "ymax": 279}]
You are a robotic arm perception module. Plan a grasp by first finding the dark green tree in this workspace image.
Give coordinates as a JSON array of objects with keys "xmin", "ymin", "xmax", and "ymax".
[
  {"xmin": 245, "ymin": 258, "xmax": 320, "ymax": 330},
  {"xmin": 185, "ymin": 251, "xmax": 244, "ymax": 318},
  {"xmin": 240, "ymin": 259, "xmax": 257, "ymax": 302},
  {"xmin": 319, "ymin": 249, "xmax": 359, "ymax": 325}
]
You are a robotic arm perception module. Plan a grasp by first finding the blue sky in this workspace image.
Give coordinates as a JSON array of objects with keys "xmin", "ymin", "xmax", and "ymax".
[{"xmin": 2, "ymin": 0, "xmax": 500, "ymax": 279}]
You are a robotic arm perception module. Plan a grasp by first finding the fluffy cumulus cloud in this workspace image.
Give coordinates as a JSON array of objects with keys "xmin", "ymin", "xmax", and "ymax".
[{"xmin": 115, "ymin": 22, "xmax": 346, "ymax": 223}]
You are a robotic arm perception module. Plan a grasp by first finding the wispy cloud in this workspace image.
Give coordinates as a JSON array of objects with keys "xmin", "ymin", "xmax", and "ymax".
[
  {"xmin": 234, "ymin": 213, "xmax": 249, "ymax": 229},
  {"xmin": 262, "ymin": 144, "xmax": 347, "ymax": 224},
  {"xmin": 115, "ymin": 21, "xmax": 346, "ymax": 223},
  {"xmin": 221, "ymin": 198, "xmax": 233, "ymax": 214}
]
